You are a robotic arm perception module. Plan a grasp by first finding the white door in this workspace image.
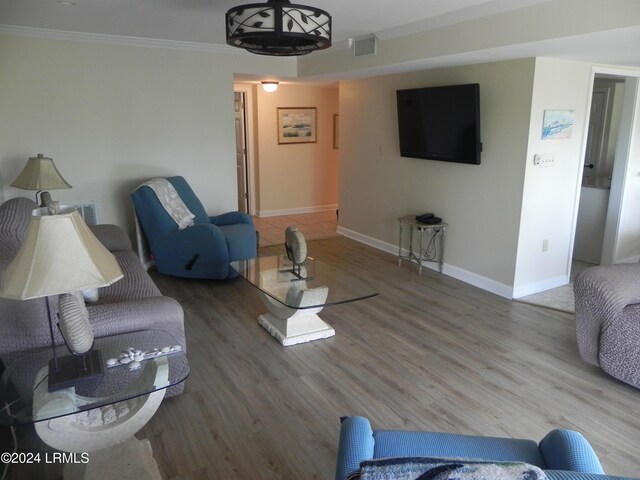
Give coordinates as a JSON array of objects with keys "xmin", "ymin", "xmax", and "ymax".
[{"xmin": 234, "ymin": 92, "xmax": 248, "ymax": 213}]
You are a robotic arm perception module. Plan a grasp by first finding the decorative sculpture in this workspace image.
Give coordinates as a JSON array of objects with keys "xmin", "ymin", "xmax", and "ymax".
[{"xmin": 284, "ymin": 226, "xmax": 308, "ymax": 279}]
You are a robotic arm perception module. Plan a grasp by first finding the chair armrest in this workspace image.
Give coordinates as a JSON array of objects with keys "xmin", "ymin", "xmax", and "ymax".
[
  {"xmin": 87, "ymin": 296, "xmax": 185, "ymax": 348},
  {"xmin": 210, "ymin": 211, "xmax": 254, "ymax": 226},
  {"xmin": 539, "ymin": 430, "xmax": 604, "ymax": 474},
  {"xmin": 335, "ymin": 416, "xmax": 375, "ymax": 480},
  {"xmin": 89, "ymin": 224, "xmax": 132, "ymax": 252},
  {"xmin": 574, "ymin": 264, "xmax": 640, "ymax": 365}
]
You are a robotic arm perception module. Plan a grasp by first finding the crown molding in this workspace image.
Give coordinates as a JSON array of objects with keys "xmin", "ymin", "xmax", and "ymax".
[{"xmin": 0, "ymin": 24, "xmax": 239, "ymax": 54}]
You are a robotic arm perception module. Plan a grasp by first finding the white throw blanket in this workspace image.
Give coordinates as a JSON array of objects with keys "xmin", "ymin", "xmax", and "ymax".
[{"xmin": 140, "ymin": 178, "xmax": 195, "ymax": 229}]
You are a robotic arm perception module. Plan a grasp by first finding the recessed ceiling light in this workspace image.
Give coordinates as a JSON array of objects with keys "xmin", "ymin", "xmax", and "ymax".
[{"xmin": 58, "ymin": 1, "xmax": 77, "ymax": 6}]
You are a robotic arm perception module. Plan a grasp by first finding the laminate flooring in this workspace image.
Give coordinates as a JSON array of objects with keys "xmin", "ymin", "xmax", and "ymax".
[
  {"xmin": 142, "ymin": 237, "xmax": 639, "ymax": 479},
  {"xmin": 3, "ymin": 237, "xmax": 636, "ymax": 480},
  {"xmin": 253, "ymin": 210, "xmax": 339, "ymax": 247}
]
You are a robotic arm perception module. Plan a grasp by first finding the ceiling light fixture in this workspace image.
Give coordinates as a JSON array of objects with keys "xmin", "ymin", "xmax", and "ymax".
[
  {"xmin": 261, "ymin": 81, "xmax": 279, "ymax": 92},
  {"xmin": 226, "ymin": 0, "xmax": 331, "ymax": 56}
]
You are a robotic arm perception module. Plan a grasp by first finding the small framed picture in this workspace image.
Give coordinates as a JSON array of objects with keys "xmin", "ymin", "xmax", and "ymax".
[
  {"xmin": 542, "ymin": 109, "xmax": 575, "ymax": 139},
  {"xmin": 278, "ymin": 107, "xmax": 317, "ymax": 144}
]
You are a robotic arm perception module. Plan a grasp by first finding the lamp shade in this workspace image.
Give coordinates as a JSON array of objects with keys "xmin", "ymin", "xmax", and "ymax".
[
  {"xmin": 0, "ymin": 206, "xmax": 123, "ymax": 300},
  {"xmin": 11, "ymin": 154, "xmax": 72, "ymax": 191}
]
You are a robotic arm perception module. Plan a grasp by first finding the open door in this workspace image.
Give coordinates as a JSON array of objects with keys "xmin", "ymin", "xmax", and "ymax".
[{"xmin": 234, "ymin": 91, "xmax": 249, "ymax": 213}]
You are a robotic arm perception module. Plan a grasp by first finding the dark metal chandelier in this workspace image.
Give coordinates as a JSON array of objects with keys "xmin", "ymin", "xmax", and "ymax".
[{"xmin": 226, "ymin": 0, "xmax": 332, "ymax": 56}]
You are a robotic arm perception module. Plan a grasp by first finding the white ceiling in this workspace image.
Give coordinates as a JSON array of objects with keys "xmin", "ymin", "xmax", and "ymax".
[
  {"xmin": 0, "ymin": 0, "xmax": 549, "ymax": 46},
  {"xmin": 1, "ymin": 0, "xmax": 640, "ymax": 77}
]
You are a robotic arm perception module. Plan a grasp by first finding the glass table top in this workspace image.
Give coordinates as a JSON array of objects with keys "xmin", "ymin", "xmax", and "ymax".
[
  {"xmin": 0, "ymin": 329, "xmax": 189, "ymax": 426},
  {"xmin": 230, "ymin": 255, "xmax": 379, "ymax": 309}
]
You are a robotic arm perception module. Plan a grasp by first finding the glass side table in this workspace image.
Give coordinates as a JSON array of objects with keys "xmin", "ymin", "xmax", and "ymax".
[
  {"xmin": 0, "ymin": 329, "xmax": 189, "ymax": 453},
  {"xmin": 398, "ymin": 215, "xmax": 447, "ymax": 275}
]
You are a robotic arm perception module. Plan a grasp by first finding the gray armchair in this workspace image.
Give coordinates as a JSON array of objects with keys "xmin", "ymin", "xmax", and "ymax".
[{"xmin": 573, "ymin": 263, "xmax": 640, "ymax": 389}]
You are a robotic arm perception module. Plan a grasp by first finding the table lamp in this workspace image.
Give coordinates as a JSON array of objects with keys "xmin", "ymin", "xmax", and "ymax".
[
  {"xmin": 0, "ymin": 206, "xmax": 123, "ymax": 391},
  {"xmin": 11, "ymin": 154, "xmax": 72, "ymax": 209}
]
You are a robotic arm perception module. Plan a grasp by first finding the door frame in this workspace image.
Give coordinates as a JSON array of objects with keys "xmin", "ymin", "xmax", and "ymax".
[
  {"xmin": 234, "ymin": 84, "xmax": 257, "ymax": 215},
  {"xmin": 571, "ymin": 66, "xmax": 640, "ymax": 267}
]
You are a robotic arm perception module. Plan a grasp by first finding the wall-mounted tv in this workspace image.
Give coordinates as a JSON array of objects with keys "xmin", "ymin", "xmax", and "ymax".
[{"xmin": 396, "ymin": 83, "xmax": 482, "ymax": 165}]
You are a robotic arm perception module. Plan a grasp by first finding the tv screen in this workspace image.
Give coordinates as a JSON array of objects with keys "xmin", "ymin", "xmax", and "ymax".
[{"xmin": 396, "ymin": 83, "xmax": 481, "ymax": 165}]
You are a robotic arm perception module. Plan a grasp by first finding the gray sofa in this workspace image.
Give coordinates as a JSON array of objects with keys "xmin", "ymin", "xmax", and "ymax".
[
  {"xmin": 0, "ymin": 197, "xmax": 186, "ymax": 396},
  {"xmin": 573, "ymin": 263, "xmax": 640, "ymax": 389}
]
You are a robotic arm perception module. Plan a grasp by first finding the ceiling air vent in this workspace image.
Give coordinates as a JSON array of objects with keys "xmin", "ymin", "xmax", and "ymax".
[{"xmin": 353, "ymin": 34, "xmax": 377, "ymax": 57}]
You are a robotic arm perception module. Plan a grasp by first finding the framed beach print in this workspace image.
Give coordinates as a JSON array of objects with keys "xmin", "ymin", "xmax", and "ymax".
[
  {"xmin": 278, "ymin": 107, "xmax": 317, "ymax": 144},
  {"xmin": 542, "ymin": 109, "xmax": 575, "ymax": 139}
]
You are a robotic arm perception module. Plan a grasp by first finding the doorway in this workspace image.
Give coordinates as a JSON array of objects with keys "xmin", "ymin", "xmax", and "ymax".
[
  {"xmin": 518, "ymin": 71, "xmax": 640, "ymax": 312},
  {"xmin": 573, "ymin": 75, "xmax": 626, "ymax": 266},
  {"xmin": 233, "ymin": 86, "xmax": 257, "ymax": 215},
  {"xmin": 234, "ymin": 91, "xmax": 248, "ymax": 213}
]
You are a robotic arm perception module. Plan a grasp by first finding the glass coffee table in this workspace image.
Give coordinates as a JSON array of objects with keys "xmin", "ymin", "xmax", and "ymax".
[
  {"xmin": 231, "ymin": 255, "xmax": 378, "ymax": 346},
  {"xmin": 0, "ymin": 329, "xmax": 189, "ymax": 453}
]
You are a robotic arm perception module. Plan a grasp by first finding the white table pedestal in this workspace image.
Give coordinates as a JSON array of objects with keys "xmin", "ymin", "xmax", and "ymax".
[
  {"xmin": 63, "ymin": 437, "xmax": 162, "ymax": 480},
  {"xmin": 33, "ymin": 358, "xmax": 169, "ymax": 478},
  {"xmin": 258, "ymin": 287, "xmax": 333, "ymax": 346}
]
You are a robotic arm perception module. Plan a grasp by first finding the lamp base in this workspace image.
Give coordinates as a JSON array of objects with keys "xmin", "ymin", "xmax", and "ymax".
[{"xmin": 48, "ymin": 349, "xmax": 104, "ymax": 392}]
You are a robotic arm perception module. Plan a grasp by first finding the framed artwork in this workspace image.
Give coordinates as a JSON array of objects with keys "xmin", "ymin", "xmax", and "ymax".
[
  {"xmin": 542, "ymin": 109, "xmax": 575, "ymax": 139},
  {"xmin": 333, "ymin": 114, "xmax": 339, "ymax": 149},
  {"xmin": 278, "ymin": 107, "xmax": 317, "ymax": 144}
]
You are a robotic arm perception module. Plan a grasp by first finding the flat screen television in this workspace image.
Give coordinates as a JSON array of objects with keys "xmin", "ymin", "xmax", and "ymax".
[{"xmin": 396, "ymin": 83, "xmax": 481, "ymax": 165}]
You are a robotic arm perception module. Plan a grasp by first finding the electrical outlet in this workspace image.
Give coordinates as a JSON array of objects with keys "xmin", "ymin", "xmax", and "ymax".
[
  {"xmin": 542, "ymin": 239, "xmax": 549, "ymax": 252},
  {"xmin": 533, "ymin": 153, "xmax": 555, "ymax": 168}
]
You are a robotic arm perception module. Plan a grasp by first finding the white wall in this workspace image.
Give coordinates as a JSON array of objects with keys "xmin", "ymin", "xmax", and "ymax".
[
  {"xmin": 253, "ymin": 84, "xmax": 339, "ymax": 216},
  {"xmin": 337, "ymin": 58, "xmax": 536, "ymax": 295},
  {"xmin": 513, "ymin": 58, "xmax": 592, "ymax": 297},
  {"xmin": 0, "ymin": 34, "xmax": 295, "ymax": 233}
]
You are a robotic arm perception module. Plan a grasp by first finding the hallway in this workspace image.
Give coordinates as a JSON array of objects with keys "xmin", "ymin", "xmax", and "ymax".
[{"xmin": 253, "ymin": 210, "xmax": 339, "ymax": 247}]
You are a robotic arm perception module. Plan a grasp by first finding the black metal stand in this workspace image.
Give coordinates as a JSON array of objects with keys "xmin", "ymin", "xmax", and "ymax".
[
  {"xmin": 48, "ymin": 350, "xmax": 104, "ymax": 392},
  {"xmin": 282, "ymin": 244, "xmax": 313, "ymax": 281}
]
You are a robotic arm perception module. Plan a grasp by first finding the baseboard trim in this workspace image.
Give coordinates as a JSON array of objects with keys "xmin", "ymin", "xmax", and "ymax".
[
  {"xmin": 512, "ymin": 275, "xmax": 570, "ymax": 299},
  {"xmin": 337, "ymin": 226, "xmax": 514, "ymax": 299},
  {"xmin": 258, "ymin": 204, "xmax": 338, "ymax": 218}
]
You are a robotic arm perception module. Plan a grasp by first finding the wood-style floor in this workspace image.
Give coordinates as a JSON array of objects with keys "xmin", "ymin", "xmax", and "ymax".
[{"xmin": 142, "ymin": 237, "xmax": 639, "ymax": 479}]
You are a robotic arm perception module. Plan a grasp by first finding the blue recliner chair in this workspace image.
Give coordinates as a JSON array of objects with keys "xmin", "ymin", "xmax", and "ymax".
[
  {"xmin": 132, "ymin": 176, "xmax": 257, "ymax": 279},
  {"xmin": 336, "ymin": 416, "xmax": 636, "ymax": 480}
]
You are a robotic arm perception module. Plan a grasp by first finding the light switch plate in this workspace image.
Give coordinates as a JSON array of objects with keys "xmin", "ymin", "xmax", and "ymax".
[{"xmin": 533, "ymin": 153, "xmax": 555, "ymax": 168}]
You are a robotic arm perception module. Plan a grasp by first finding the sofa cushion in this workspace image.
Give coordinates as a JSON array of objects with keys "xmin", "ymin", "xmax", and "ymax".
[
  {"xmin": 96, "ymin": 249, "xmax": 161, "ymax": 304},
  {"xmin": 89, "ymin": 224, "xmax": 133, "ymax": 252},
  {"xmin": 0, "ymin": 197, "xmax": 37, "ymax": 254}
]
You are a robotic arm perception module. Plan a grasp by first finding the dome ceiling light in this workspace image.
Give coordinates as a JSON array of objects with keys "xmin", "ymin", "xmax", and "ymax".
[{"xmin": 261, "ymin": 81, "xmax": 279, "ymax": 92}]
